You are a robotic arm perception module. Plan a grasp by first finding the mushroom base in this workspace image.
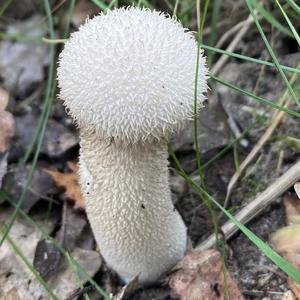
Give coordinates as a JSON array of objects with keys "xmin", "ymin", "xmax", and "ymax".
[{"xmin": 79, "ymin": 134, "xmax": 187, "ymax": 283}]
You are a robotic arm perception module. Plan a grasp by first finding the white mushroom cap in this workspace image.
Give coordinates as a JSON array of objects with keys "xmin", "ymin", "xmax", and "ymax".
[{"xmin": 58, "ymin": 7, "xmax": 208, "ymax": 144}]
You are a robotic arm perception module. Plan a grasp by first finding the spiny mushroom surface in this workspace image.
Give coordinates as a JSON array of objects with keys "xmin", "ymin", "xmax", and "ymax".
[{"xmin": 58, "ymin": 7, "xmax": 208, "ymax": 283}]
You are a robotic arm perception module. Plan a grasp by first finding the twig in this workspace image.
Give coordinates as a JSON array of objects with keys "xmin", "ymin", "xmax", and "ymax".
[
  {"xmin": 223, "ymin": 60, "xmax": 300, "ymax": 207},
  {"xmin": 211, "ymin": 12, "xmax": 256, "ymax": 76},
  {"xmin": 215, "ymin": 19, "xmax": 250, "ymax": 49},
  {"xmin": 196, "ymin": 159, "xmax": 300, "ymax": 250},
  {"xmin": 276, "ymin": 150, "xmax": 284, "ymax": 175},
  {"xmin": 224, "ymin": 97, "xmax": 289, "ymax": 207},
  {"xmin": 203, "ymin": 19, "xmax": 232, "ymax": 37},
  {"xmin": 208, "ymin": 13, "xmax": 257, "ymax": 160}
]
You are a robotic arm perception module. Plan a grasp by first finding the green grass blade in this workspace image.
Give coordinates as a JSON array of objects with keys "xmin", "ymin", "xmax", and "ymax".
[
  {"xmin": 0, "ymin": 0, "xmax": 55, "ymax": 246},
  {"xmin": 90, "ymin": 0, "xmax": 107, "ymax": 10},
  {"xmin": 6, "ymin": 200, "xmax": 111, "ymax": 299},
  {"xmin": 0, "ymin": 228, "xmax": 59, "ymax": 299},
  {"xmin": 251, "ymin": 0, "xmax": 292, "ymax": 36},
  {"xmin": 163, "ymin": 0, "xmax": 173, "ymax": 11},
  {"xmin": 207, "ymin": 0, "xmax": 221, "ymax": 65},
  {"xmin": 245, "ymin": 0, "xmax": 300, "ymax": 109},
  {"xmin": 108, "ymin": 0, "xmax": 119, "ymax": 9},
  {"xmin": 211, "ymin": 75, "xmax": 300, "ymax": 118},
  {"xmin": 66, "ymin": 253, "xmax": 92, "ymax": 300},
  {"xmin": 195, "ymin": 3, "xmax": 230, "ymax": 299},
  {"xmin": 275, "ymin": 0, "xmax": 300, "ymax": 47},
  {"xmin": 135, "ymin": 0, "xmax": 153, "ymax": 8},
  {"xmin": 0, "ymin": 0, "xmax": 13, "ymax": 15},
  {"xmin": 4, "ymin": 35, "xmax": 299, "ymax": 75},
  {"xmin": 200, "ymin": 188, "xmax": 300, "ymax": 283},
  {"xmin": 286, "ymin": 7, "xmax": 300, "ymax": 22},
  {"xmin": 169, "ymin": 150, "xmax": 300, "ymax": 284},
  {"xmin": 194, "ymin": 0, "xmax": 210, "ymax": 183},
  {"xmin": 201, "ymin": 44, "xmax": 300, "ymax": 74},
  {"xmin": 286, "ymin": 0, "xmax": 300, "ymax": 15},
  {"xmin": 201, "ymin": 121, "xmax": 257, "ymax": 170},
  {"xmin": 199, "ymin": 0, "xmax": 210, "ymax": 38},
  {"xmin": 21, "ymin": 0, "xmax": 73, "ymax": 164},
  {"xmin": 0, "ymin": 33, "xmax": 42, "ymax": 42},
  {"xmin": 63, "ymin": 0, "xmax": 76, "ymax": 39},
  {"xmin": 233, "ymin": 138, "xmax": 240, "ymax": 171},
  {"xmin": 179, "ymin": 0, "xmax": 195, "ymax": 19},
  {"xmin": 173, "ymin": 0, "xmax": 180, "ymax": 17}
]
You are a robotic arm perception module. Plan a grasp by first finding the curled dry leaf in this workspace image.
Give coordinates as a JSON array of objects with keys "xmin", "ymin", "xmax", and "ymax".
[
  {"xmin": 294, "ymin": 182, "xmax": 300, "ymax": 201},
  {"xmin": 72, "ymin": 0, "xmax": 100, "ymax": 27},
  {"xmin": 272, "ymin": 224, "xmax": 300, "ymax": 253},
  {"xmin": 0, "ymin": 87, "xmax": 14, "ymax": 187},
  {"xmin": 0, "ymin": 111, "xmax": 15, "ymax": 153},
  {"xmin": 0, "ymin": 287, "xmax": 22, "ymax": 300},
  {"xmin": 282, "ymin": 290, "xmax": 296, "ymax": 300},
  {"xmin": 287, "ymin": 281, "xmax": 300, "ymax": 300},
  {"xmin": 271, "ymin": 191, "xmax": 300, "ymax": 299},
  {"xmin": 169, "ymin": 249, "xmax": 244, "ymax": 300},
  {"xmin": 0, "ymin": 87, "xmax": 9, "ymax": 111},
  {"xmin": 44, "ymin": 162, "xmax": 85, "ymax": 209},
  {"xmin": 271, "ymin": 193, "xmax": 300, "ymax": 252}
]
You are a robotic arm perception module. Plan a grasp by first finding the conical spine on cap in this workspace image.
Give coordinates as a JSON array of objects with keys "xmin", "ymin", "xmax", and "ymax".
[{"xmin": 57, "ymin": 7, "xmax": 208, "ymax": 145}]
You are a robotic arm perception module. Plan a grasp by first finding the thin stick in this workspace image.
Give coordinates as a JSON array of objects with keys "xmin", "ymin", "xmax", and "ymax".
[
  {"xmin": 215, "ymin": 19, "xmax": 249, "ymax": 49},
  {"xmin": 224, "ymin": 98, "xmax": 288, "ymax": 206},
  {"xmin": 223, "ymin": 62, "xmax": 299, "ymax": 207},
  {"xmin": 211, "ymin": 12, "xmax": 255, "ymax": 75},
  {"xmin": 196, "ymin": 160, "xmax": 300, "ymax": 250}
]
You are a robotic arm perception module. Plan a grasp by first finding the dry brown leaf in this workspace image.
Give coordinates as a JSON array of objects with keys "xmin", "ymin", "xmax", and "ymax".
[
  {"xmin": 0, "ymin": 207, "xmax": 100, "ymax": 299},
  {"xmin": 169, "ymin": 249, "xmax": 244, "ymax": 300},
  {"xmin": 284, "ymin": 191, "xmax": 300, "ymax": 225},
  {"xmin": 0, "ymin": 91, "xmax": 14, "ymax": 187},
  {"xmin": 44, "ymin": 162, "xmax": 85, "ymax": 209},
  {"xmin": 271, "ymin": 193, "xmax": 300, "ymax": 252},
  {"xmin": 271, "ymin": 224, "xmax": 300, "ymax": 253},
  {"xmin": 294, "ymin": 182, "xmax": 300, "ymax": 201},
  {"xmin": 0, "ymin": 288, "xmax": 22, "ymax": 300},
  {"xmin": 282, "ymin": 290, "xmax": 296, "ymax": 300},
  {"xmin": 271, "ymin": 192, "xmax": 300, "ymax": 299},
  {"xmin": 272, "ymin": 193, "xmax": 300, "ymax": 252},
  {"xmin": 287, "ymin": 280, "xmax": 300, "ymax": 300},
  {"xmin": 72, "ymin": 0, "xmax": 100, "ymax": 27},
  {"xmin": 0, "ymin": 111, "xmax": 15, "ymax": 153},
  {"xmin": 0, "ymin": 87, "xmax": 9, "ymax": 111}
]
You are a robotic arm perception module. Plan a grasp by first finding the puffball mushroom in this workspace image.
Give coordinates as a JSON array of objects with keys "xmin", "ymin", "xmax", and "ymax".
[{"xmin": 57, "ymin": 7, "xmax": 208, "ymax": 283}]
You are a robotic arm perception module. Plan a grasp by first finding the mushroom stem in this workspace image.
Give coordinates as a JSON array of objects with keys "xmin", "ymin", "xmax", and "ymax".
[{"xmin": 79, "ymin": 132, "xmax": 187, "ymax": 283}]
